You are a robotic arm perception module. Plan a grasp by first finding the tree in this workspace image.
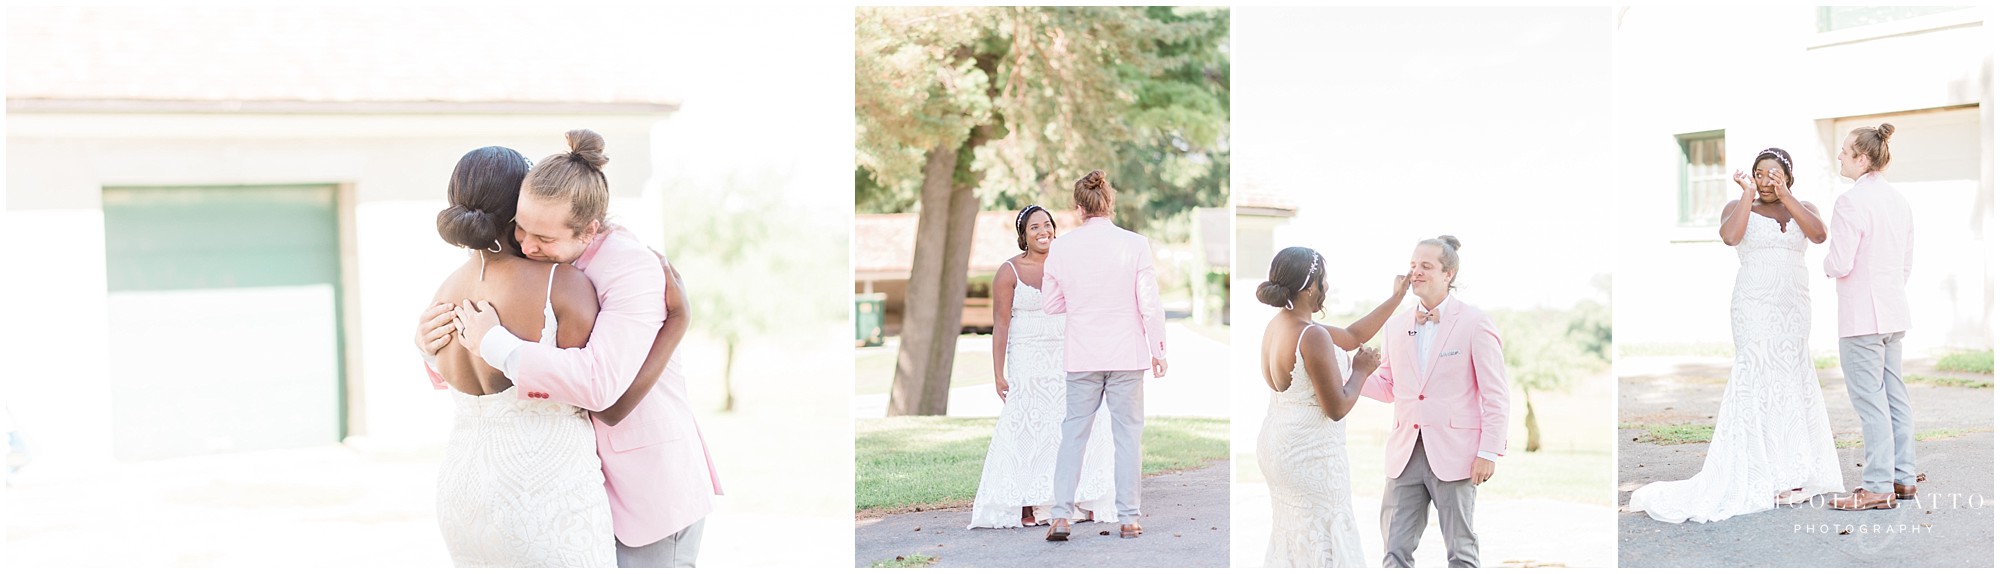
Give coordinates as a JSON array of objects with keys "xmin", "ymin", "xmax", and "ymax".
[
  {"xmin": 1495, "ymin": 276, "xmax": 1612, "ymax": 452},
  {"xmin": 659, "ymin": 168, "xmax": 847, "ymax": 411},
  {"xmin": 856, "ymin": 7, "xmax": 1228, "ymax": 415}
]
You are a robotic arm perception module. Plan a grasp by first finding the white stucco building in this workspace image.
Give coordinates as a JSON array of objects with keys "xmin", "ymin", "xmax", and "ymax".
[
  {"xmin": 1615, "ymin": 6, "xmax": 1993, "ymax": 355},
  {"xmin": 3, "ymin": 8, "xmax": 676, "ymax": 469}
]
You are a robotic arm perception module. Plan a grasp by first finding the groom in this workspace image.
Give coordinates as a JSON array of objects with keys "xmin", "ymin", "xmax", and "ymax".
[
  {"xmin": 1362, "ymin": 236, "xmax": 1508, "ymax": 568},
  {"xmin": 1825, "ymin": 124, "xmax": 1916, "ymax": 512},
  {"xmin": 1040, "ymin": 170, "xmax": 1168, "ymax": 541}
]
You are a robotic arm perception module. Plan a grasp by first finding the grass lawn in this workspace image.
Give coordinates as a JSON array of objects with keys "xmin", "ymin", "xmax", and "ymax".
[
  {"xmin": 854, "ymin": 416, "xmax": 1228, "ymax": 512},
  {"xmin": 1935, "ymin": 349, "xmax": 1994, "ymax": 374},
  {"xmin": 868, "ymin": 554, "xmax": 938, "ymax": 568},
  {"xmin": 1909, "ymin": 374, "xmax": 1992, "ymax": 389},
  {"xmin": 1625, "ymin": 422, "xmax": 1714, "ymax": 445}
]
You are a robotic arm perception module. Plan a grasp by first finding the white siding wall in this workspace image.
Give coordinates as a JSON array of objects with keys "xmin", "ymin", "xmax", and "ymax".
[{"xmin": 2, "ymin": 113, "xmax": 663, "ymax": 469}]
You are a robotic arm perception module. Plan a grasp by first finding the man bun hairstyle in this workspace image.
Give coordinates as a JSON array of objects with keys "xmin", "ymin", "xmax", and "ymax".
[
  {"xmin": 1418, "ymin": 235, "xmax": 1463, "ymax": 290},
  {"xmin": 1073, "ymin": 170, "xmax": 1115, "ymax": 217},
  {"xmin": 524, "ymin": 128, "xmax": 612, "ymax": 237},
  {"xmin": 1850, "ymin": 123, "xmax": 1895, "ymax": 172}
]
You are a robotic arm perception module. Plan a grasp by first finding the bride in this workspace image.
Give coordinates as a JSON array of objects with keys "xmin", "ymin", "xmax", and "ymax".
[
  {"xmin": 426, "ymin": 146, "xmax": 614, "ymax": 566},
  {"xmin": 1627, "ymin": 147, "xmax": 1844, "ymax": 523},
  {"xmin": 1255, "ymin": 246, "xmax": 1402, "ymax": 567},
  {"xmin": 967, "ymin": 205, "xmax": 1116, "ymax": 528}
]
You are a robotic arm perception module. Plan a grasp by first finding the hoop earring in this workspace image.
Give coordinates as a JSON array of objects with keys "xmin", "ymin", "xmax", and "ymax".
[
  {"xmin": 1284, "ymin": 300, "xmax": 1294, "ymax": 311},
  {"xmin": 487, "ymin": 240, "xmax": 504, "ymax": 253}
]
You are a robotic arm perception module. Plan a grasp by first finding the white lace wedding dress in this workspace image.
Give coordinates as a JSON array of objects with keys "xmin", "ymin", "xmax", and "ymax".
[
  {"xmin": 967, "ymin": 262, "xmax": 1116, "ymax": 528},
  {"xmin": 1260, "ymin": 325, "xmax": 1365, "ymax": 567},
  {"xmin": 1627, "ymin": 211, "xmax": 1843, "ymax": 523},
  {"xmin": 437, "ymin": 265, "xmax": 614, "ymax": 566}
]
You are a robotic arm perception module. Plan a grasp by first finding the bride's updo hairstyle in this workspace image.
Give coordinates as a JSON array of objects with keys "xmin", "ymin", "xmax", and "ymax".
[
  {"xmin": 1753, "ymin": 147, "xmax": 1796, "ymax": 189},
  {"xmin": 437, "ymin": 146, "xmax": 531, "ymax": 255},
  {"xmin": 1257, "ymin": 246, "xmax": 1324, "ymax": 309},
  {"xmin": 1073, "ymin": 170, "xmax": 1115, "ymax": 217},
  {"xmin": 1417, "ymin": 235, "xmax": 1463, "ymax": 290},
  {"xmin": 1850, "ymin": 123, "xmax": 1895, "ymax": 173},
  {"xmin": 525, "ymin": 129, "xmax": 612, "ymax": 238}
]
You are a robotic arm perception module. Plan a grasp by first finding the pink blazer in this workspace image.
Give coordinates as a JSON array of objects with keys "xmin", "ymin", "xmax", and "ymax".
[
  {"xmin": 1823, "ymin": 172, "xmax": 1914, "ymax": 338},
  {"xmin": 509, "ymin": 227, "xmax": 722, "ymax": 547},
  {"xmin": 1041, "ymin": 217, "xmax": 1167, "ymax": 372},
  {"xmin": 1361, "ymin": 296, "xmax": 1509, "ymax": 482}
]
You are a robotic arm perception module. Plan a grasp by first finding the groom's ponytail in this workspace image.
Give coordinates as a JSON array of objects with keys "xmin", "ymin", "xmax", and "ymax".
[
  {"xmin": 1418, "ymin": 235, "xmax": 1463, "ymax": 290},
  {"xmin": 525, "ymin": 129, "xmax": 612, "ymax": 238},
  {"xmin": 1073, "ymin": 170, "xmax": 1115, "ymax": 217},
  {"xmin": 1849, "ymin": 123, "xmax": 1895, "ymax": 173}
]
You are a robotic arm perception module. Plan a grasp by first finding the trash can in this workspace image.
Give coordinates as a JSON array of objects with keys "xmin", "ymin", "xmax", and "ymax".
[{"xmin": 855, "ymin": 293, "xmax": 887, "ymax": 347}]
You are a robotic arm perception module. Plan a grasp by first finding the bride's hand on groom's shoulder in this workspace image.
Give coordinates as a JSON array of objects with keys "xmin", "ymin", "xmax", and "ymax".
[{"xmin": 1352, "ymin": 346, "xmax": 1382, "ymax": 374}]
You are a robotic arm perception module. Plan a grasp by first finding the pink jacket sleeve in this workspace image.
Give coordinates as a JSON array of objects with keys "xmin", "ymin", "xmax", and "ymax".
[
  {"xmin": 1042, "ymin": 248, "xmax": 1068, "ymax": 315},
  {"xmin": 1135, "ymin": 240, "xmax": 1166, "ymax": 360},
  {"xmin": 1361, "ymin": 348, "xmax": 1396, "ymax": 403},
  {"xmin": 1471, "ymin": 314, "xmax": 1510, "ymax": 456},
  {"xmin": 1823, "ymin": 195, "xmax": 1863, "ymax": 279},
  {"xmin": 511, "ymin": 242, "xmax": 667, "ymax": 411}
]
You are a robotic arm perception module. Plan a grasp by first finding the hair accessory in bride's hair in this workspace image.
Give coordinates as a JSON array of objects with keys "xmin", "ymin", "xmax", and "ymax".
[
  {"xmin": 1016, "ymin": 204, "xmax": 1043, "ymax": 228},
  {"xmin": 1758, "ymin": 148, "xmax": 1792, "ymax": 171},
  {"xmin": 1304, "ymin": 252, "xmax": 1320, "ymax": 292}
]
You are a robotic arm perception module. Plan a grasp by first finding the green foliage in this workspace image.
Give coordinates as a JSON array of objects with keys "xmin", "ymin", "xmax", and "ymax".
[
  {"xmin": 870, "ymin": 554, "xmax": 939, "ymax": 568},
  {"xmin": 660, "ymin": 168, "xmax": 848, "ymax": 344},
  {"xmin": 854, "ymin": 416, "xmax": 1227, "ymax": 511},
  {"xmin": 1935, "ymin": 349, "xmax": 1994, "ymax": 374},
  {"xmin": 855, "ymin": 7, "xmax": 1230, "ymax": 238},
  {"xmin": 1634, "ymin": 423, "xmax": 1714, "ymax": 445},
  {"xmin": 1495, "ymin": 305, "xmax": 1608, "ymax": 395}
]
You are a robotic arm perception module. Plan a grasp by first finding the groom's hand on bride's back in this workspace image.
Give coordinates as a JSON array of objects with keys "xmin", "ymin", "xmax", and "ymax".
[{"xmin": 453, "ymin": 300, "xmax": 503, "ymax": 357}]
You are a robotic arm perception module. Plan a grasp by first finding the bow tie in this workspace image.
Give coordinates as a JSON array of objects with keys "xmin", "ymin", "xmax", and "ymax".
[{"xmin": 1415, "ymin": 307, "xmax": 1440, "ymax": 325}]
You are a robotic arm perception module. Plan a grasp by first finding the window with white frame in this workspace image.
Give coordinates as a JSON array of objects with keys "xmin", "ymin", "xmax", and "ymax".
[{"xmin": 1677, "ymin": 131, "xmax": 1727, "ymax": 227}]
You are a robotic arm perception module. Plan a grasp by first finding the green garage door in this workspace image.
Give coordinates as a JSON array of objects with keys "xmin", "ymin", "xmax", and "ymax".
[{"xmin": 102, "ymin": 185, "xmax": 345, "ymax": 461}]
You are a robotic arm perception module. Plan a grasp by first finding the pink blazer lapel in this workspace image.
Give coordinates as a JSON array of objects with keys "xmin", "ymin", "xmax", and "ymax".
[{"xmin": 1418, "ymin": 298, "xmax": 1463, "ymax": 392}]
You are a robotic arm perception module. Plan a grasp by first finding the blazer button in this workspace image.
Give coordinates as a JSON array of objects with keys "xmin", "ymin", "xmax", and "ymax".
[
  {"xmin": 1418, "ymin": 394, "xmax": 1426, "ymax": 400},
  {"xmin": 1412, "ymin": 424, "xmax": 1419, "ymax": 429}
]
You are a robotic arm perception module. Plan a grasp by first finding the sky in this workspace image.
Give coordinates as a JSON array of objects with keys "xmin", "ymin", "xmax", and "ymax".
[{"xmin": 1235, "ymin": 6, "xmax": 1617, "ymax": 311}]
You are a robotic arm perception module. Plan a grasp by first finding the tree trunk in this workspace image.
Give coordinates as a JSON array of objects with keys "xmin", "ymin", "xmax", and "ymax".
[
  {"xmin": 721, "ymin": 335, "xmax": 737, "ymax": 412},
  {"xmin": 1523, "ymin": 387, "xmax": 1541, "ymax": 453},
  {"xmin": 886, "ymin": 143, "xmax": 981, "ymax": 416}
]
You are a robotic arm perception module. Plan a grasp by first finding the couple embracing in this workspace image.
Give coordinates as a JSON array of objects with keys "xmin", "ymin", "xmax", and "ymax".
[
  {"xmin": 1256, "ymin": 236, "xmax": 1509, "ymax": 568},
  {"xmin": 413, "ymin": 130, "xmax": 723, "ymax": 567},
  {"xmin": 964, "ymin": 170, "xmax": 1169, "ymax": 542}
]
